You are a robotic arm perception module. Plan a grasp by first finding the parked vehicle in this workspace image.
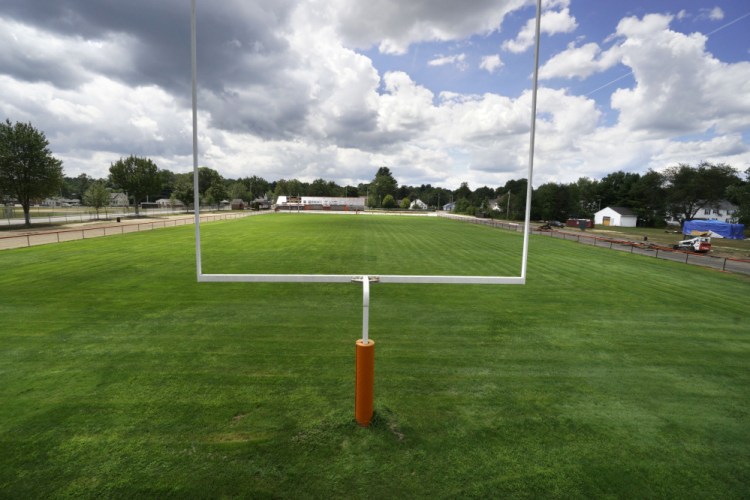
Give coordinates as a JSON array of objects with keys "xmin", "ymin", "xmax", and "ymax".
[{"xmin": 673, "ymin": 236, "xmax": 711, "ymax": 253}]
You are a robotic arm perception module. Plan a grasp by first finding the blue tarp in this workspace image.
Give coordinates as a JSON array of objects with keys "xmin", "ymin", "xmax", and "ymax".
[{"xmin": 683, "ymin": 220, "xmax": 745, "ymax": 240}]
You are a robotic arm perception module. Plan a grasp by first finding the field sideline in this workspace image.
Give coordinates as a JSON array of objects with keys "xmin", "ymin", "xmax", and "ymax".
[{"xmin": 1, "ymin": 214, "xmax": 748, "ymax": 497}]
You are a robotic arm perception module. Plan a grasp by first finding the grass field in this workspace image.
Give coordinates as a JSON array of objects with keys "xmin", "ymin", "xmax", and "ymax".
[{"xmin": 1, "ymin": 214, "xmax": 748, "ymax": 498}]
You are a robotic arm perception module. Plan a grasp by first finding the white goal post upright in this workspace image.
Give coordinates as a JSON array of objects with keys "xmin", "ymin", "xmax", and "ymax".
[
  {"xmin": 190, "ymin": 0, "xmax": 542, "ymax": 426},
  {"xmin": 521, "ymin": 0, "xmax": 542, "ymax": 280},
  {"xmin": 191, "ymin": 0, "xmax": 202, "ymax": 278}
]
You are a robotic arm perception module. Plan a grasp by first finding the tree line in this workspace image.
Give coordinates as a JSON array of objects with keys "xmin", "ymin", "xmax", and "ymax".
[
  {"xmin": 57, "ymin": 161, "xmax": 750, "ymax": 227},
  {"xmin": 2, "ymin": 120, "xmax": 749, "ymax": 227}
]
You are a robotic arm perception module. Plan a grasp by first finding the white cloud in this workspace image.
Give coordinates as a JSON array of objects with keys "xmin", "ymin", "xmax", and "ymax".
[
  {"xmin": 329, "ymin": 0, "xmax": 528, "ymax": 54},
  {"xmin": 0, "ymin": 2, "xmax": 748, "ymax": 190},
  {"xmin": 539, "ymin": 41, "xmax": 621, "ymax": 80},
  {"xmin": 610, "ymin": 13, "xmax": 750, "ymax": 136},
  {"xmin": 698, "ymin": 7, "xmax": 725, "ymax": 21},
  {"xmin": 428, "ymin": 53, "xmax": 467, "ymax": 70},
  {"xmin": 480, "ymin": 54, "xmax": 504, "ymax": 73},
  {"xmin": 502, "ymin": 7, "xmax": 578, "ymax": 53}
]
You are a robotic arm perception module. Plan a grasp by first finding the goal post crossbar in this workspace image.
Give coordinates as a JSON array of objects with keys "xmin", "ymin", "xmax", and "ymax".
[{"xmin": 198, "ymin": 274, "xmax": 525, "ymax": 285}]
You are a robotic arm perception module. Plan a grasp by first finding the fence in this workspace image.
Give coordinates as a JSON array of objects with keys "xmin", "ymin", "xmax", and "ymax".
[
  {"xmin": 0, "ymin": 212, "xmax": 265, "ymax": 251},
  {"xmin": 440, "ymin": 213, "xmax": 750, "ymax": 277},
  {"xmin": 0, "ymin": 205, "xmax": 233, "ymax": 226}
]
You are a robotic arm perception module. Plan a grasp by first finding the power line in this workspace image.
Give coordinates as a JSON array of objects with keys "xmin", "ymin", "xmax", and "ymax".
[{"xmin": 707, "ymin": 11, "xmax": 750, "ymax": 36}]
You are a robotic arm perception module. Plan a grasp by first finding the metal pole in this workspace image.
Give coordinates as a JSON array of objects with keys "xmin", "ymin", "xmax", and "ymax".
[
  {"xmin": 362, "ymin": 276, "xmax": 370, "ymax": 344},
  {"xmin": 191, "ymin": 0, "xmax": 202, "ymax": 278},
  {"xmin": 520, "ymin": 0, "xmax": 542, "ymax": 280}
]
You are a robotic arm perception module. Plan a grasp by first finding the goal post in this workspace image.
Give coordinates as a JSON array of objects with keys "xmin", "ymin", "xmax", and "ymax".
[{"xmin": 190, "ymin": 0, "xmax": 542, "ymax": 426}]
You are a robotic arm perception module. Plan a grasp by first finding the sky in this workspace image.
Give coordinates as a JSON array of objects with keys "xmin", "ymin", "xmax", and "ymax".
[{"xmin": 1, "ymin": 0, "xmax": 749, "ymax": 190}]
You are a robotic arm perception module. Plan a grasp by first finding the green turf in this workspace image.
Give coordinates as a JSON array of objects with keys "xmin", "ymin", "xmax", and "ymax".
[{"xmin": 1, "ymin": 214, "xmax": 748, "ymax": 498}]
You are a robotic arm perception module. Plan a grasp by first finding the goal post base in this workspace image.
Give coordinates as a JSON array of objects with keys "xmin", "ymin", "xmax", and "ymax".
[{"xmin": 355, "ymin": 339, "xmax": 375, "ymax": 427}]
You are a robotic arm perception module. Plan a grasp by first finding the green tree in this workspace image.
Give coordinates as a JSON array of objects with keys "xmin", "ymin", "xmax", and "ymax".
[
  {"xmin": 370, "ymin": 167, "xmax": 398, "ymax": 207},
  {"xmin": 499, "ymin": 179, "xmax": 527, "ymax": 220},
  {"xmin": 574, "ymin": 177, "xmax": 600, "ymax": 217},
  {"xmin": 596, "ymin": 171, "xmax": 641, "ymax": 209},
  {"xmin": 158, "ymin": 169, "xmax": 176, "ymax": 200},
  {"xmin": 108, "ymin": 155, "xmax": 161, "ymax": 216},
  {"xmin": 0, "ymin": 120, "xmax": 64, "ymax": 226},
  {"xmin": 171, "ymin": 173, "xmax": 194, "ymax": 211},
  {"xmin": 472, "ymin": 186, "xmax": 495, "ymax": 207},
  {"xmin": 400, "ymin": 197, "xmax": 411, "ymax": 209},
  {"xmin": 453, "ymin": 198, "xmax": 474, "ymax": 215},
  {"xmin": 628, "ymin": 170, "xmax": 666, "ymax": 227},
  {"xmin": 726, "ymin": 168, "xmax": 750, "ymax": 224},
  {"xmin": 197, "ymin": 167, "xmax": 223, "ymax": 196},
  {"xmin": 309, "ymin": 178, "xmax": 341, "ymax": 197},
  {"xmin": 228, "ymin": 181, "xmax": 248, "ymax": 201},
  {"xmin": 240, "ymin": 175, "xmax": 270, "ymax": 200},
  {"xmin": 273, "ymin": 178, "xmax": 308, "ymax": 199},
  {"xmin": 61, "ymin": 173, "xmax": 93, "ymax": 201},
  {"xmin": 343, "ymin": 185, "xmax": 359, "ymax": 198},
  {"xmin": 83, "ymin": 181, "xmax": 111, "ymax": 219},
  {"xmin": 381, "ymin": 194, "xmax": 396, "ymax": 209},
  {"xmin": 664, "ymin": 162, "xmax": 740, "ymax": 224},
  {"xmin": 532, "ymin": 182, "xmax": 577, "ymax": 221},
  {"xmin": 204, "ymin": 183, "xmax": 228, "ymax": 207},
  {"xmin": 455, "ymin": 182, "xmax": 472, "ymax": 202}
]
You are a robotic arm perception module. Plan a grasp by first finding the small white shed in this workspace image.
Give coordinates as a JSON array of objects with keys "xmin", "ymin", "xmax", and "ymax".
[{"xmin": 594, "ymin": 206, "xmax": 637, "ymax": 227}]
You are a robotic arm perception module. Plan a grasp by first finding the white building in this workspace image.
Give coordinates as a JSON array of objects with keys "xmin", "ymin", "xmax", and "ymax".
[
  {"xmin": 665, "ymin": 200, "xmax": 739, "ymax": 225},
  {"xmin": 694, "ymin": 201, "xmax": 739, "ymax": 223},
  {"xmin": 276, "ymin": 195, "xmax": 367, "ymax": 209},
  {"xmin": 410, "ymin": 199, "xmax": 428, "ymax": 210},
  {"xmin": 594, "ymin": 206, "xmax": 637, "ymax": 227},
  {"xmin": 155, "ymin": 198, "xmax": 185, "ymax": 208},
  {"xmin": 110, "ymin": 193, "xmax": 129, "ymax": 207}
]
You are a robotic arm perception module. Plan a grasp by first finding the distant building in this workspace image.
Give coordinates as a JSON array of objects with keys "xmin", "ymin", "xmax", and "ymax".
[
  {"xmin": 665, "ymin": 200, "xmax": 739, "ymax": 225},
  {"xmin": 252, "ymin": 197, "xmax": 272, "ymax": 210},
  {"xmin": 155, "ymin": 198, "xmax": 185, "ymax": 208},
  {"xmin": 276, "ymin": 196, "xmax": 367, "ymax": 210},
  {"xmin": 694, "ymin": 200, "xmax": 739, "ymax": 223},
  {"xmin": 42, "ymin": 197, "xmax": 81, "ymax": 207},
  {"xmin": 410, "ymin": 199, "xmax": 428, "ymax": 210},
  {"xmin": 442, "ymin": 202, "xmax": 456, "ymax": 212},
  {"xmin": 594, "ymin": 206, "xmax": 637, "ymax": 227},
  {"xmin": 230, "ymin": 199, "xmax": 246, "ymax": 210},
  {"xmin": 110, "ymin": 193, "xmax": 129, "ymax": 207}
]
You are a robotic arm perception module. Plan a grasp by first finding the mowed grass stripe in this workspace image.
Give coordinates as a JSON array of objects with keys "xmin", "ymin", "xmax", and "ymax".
[
  {"xmin": 200, "ymin": 214, "xmax": 522, "ymax": 276},
  {"xmin": 0, "ymin": 214, "xmax": 748, "ymax": 498}
]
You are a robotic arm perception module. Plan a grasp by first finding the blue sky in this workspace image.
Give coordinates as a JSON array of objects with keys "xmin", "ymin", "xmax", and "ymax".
[{"xmin": 0, "ymin": 0, "xmax": 748, "ymax": 189}]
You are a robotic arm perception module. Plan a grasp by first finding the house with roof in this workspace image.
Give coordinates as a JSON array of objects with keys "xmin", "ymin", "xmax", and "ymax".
[
  {"xmin": 276, "ymin": 195, "xmax": 367, "ymax": 210},
  {"xmin": 252, "ymin": 197, "xmax": 272, "ymax": 210},
  {"xmin": 155, "ymin": 198, "xmax": 185, "ymax": 208},
  {"xmin": 230, "ymin": 199, "xmax": 246, "ymax": 210},
  {"xmin": 694, "ymin": 200, "xmax": 739, "ymax": 223},
  {"xmin": 410, "ymin": 199, "xmax": 428, "ymax": 210},
  {"xmin": 594, "ymin": 206, "xmax": 637, "ymax": 227},
  {"xmin": 665, "ymin": 200, "xmax": 739, "ymax": 225},
  {"xmin": 110, "ymin": 193, "xmax": 129, "ymax": 207}
]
